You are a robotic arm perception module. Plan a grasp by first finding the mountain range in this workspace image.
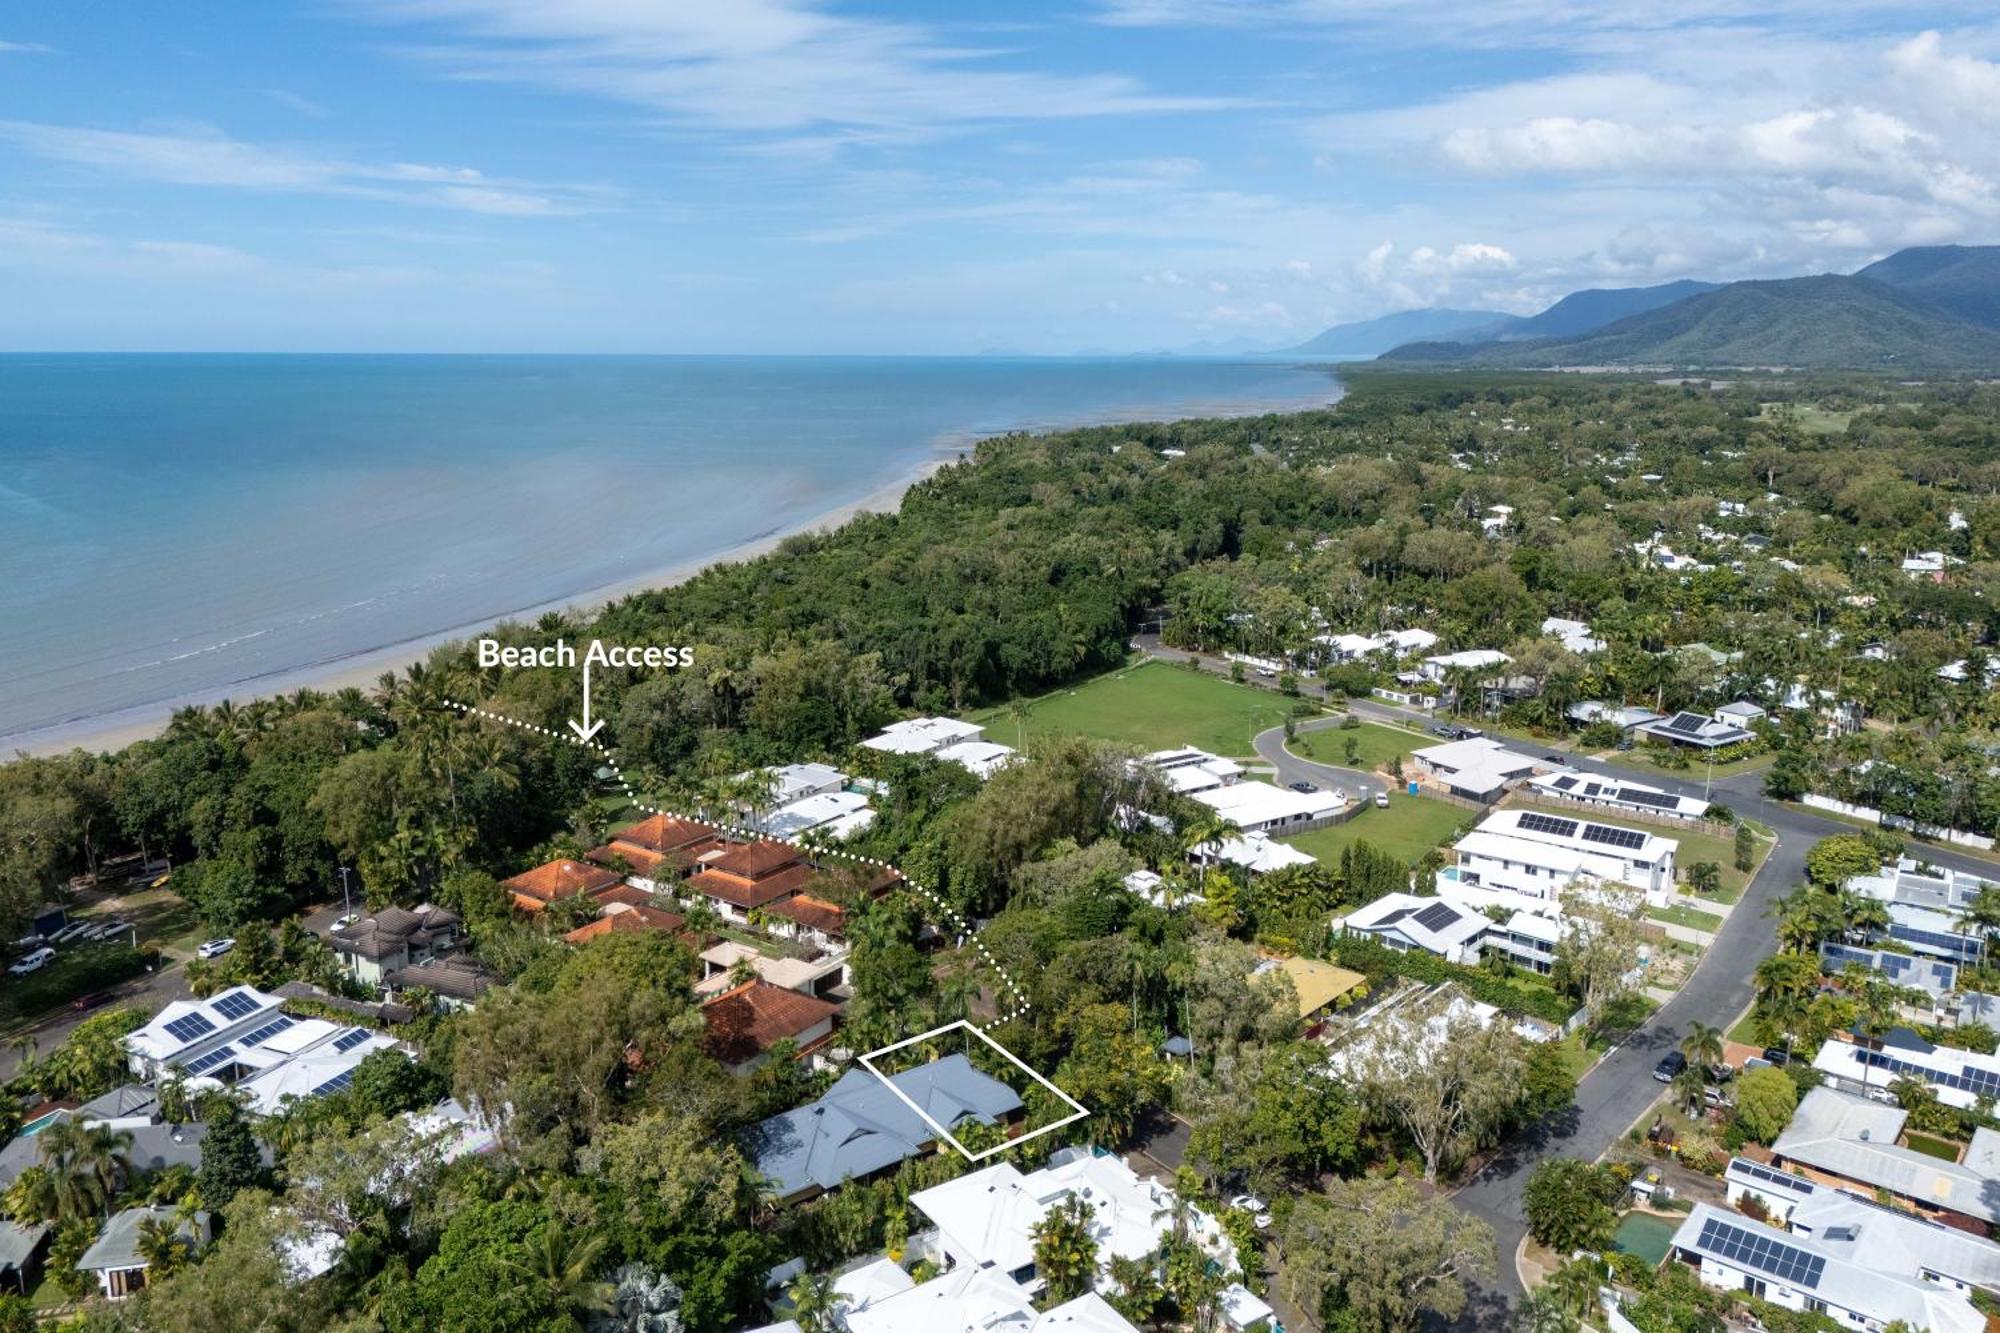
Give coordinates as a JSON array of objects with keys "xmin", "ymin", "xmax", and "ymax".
[{"xmin": 1344, "ymin": 245, "xmax": 2000, "ymax": 371}]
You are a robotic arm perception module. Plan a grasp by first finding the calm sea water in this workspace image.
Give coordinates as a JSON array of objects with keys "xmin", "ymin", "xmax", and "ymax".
[{"xmin": 0, "ymin": 354, "xmax": 1340, "ymax": 744}]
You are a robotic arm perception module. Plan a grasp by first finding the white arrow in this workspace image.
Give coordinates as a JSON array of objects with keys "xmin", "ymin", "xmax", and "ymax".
[{"xmin": 567, "ymin": 658, "xmax": 605, "ymax": 743}]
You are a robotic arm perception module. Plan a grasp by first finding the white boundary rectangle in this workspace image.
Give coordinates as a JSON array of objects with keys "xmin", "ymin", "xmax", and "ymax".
[{"xmin": 858, "ymin": 1019, "xmax": 1090, "ymax": 1163}]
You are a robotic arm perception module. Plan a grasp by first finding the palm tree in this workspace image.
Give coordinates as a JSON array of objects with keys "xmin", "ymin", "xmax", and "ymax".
[
  {"xmin": 1671, "ymin": 1063, "xmax": 1708, "ymax": 1117},
  {"xmin": 37, "ymin": 1118, "xmax": 134, "ymax": 1220},
  {"xmin": 502, "ymin": 1220, "xmax": 612, "ymax": 1324},
  {"xmin": 787, "ymin": 1272, "xmax": 838, "ymax": 1333},
  {"xmin": 1543, "ymin": 1258, "xmax": 1603, "ymax": 1322},
  {"xmin": 136, "ymin": 1214, "xmax": 194, "ymax": 1276},
  {"xmin": 1680, "ymin": 1021, "xmax": 1725, "ymax": 1076}
]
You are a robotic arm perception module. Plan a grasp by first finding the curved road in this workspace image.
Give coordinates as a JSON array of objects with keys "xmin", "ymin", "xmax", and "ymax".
[{"xmin": 1134, "ymin": 637, "xmax": 2000, "ymax": 1320}]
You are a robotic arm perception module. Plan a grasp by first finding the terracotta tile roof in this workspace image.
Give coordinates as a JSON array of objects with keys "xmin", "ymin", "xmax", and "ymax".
[
  {"xmin": 562, "ymin": 906, "xmax": 689, "ymax": 945},
  {"xmin": 688, "ymin": 862, "xmax": 818, "ymax": 911},
  {"xmin": 501, "ymin": 859, "xmax": 622, "ymax": 910},
  {"xmin": 612, "ymin": 814, "xmax": 721, "ymax": 854},
  {"xmin": 704, "ymin": 840, "xmax": 803, "ymax": 879},
  {"xmin": 589, "ymin": 883, "xmax": 654, "ymax": 909},
  {"xmin": 766, "ymin": 894, "xmax": 846, "ymax": 935},
  {"xmin": 589, "ymin": 843, "xmax": 667, "ymax": 877},
  {"xmin": 701, "ymin": 981, "xmax": 839, "ymax": 1066}
]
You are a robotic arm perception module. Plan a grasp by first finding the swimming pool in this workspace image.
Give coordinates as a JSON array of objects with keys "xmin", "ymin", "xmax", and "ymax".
[
  {"xmin": 16, "ymin": 1110, "xmax": 65, "ymax": 1137},
  {"xmin": 1613, "ymin": 1212, "xmax": 1678, "ymax": 1267}
]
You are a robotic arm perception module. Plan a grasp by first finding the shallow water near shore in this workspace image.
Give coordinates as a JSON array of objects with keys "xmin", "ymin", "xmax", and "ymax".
[{"xmin": 0, "ymin": 353, "xmax": 1341, "ymax": 748}]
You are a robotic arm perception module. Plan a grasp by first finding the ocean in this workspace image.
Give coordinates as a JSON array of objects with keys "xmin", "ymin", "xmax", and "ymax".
[{"xmin": 0, "ymin": 354, "xmax": 1342, "ymax": 748}]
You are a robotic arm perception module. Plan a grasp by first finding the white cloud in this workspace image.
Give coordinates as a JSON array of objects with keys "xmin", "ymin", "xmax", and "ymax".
[
  {"xmin": 348, "ymin": 0, "xmax": 1243, "ymax": 144},
  {"xmin": 0, "ymin": 40, "xmax": 50, "ymax": 53},
  {"xmin": 0, "ymin": 120, "xmax": 611, "ymax": 215}
]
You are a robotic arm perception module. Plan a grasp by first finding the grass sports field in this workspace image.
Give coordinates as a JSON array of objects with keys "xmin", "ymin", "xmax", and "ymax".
[{"xmin": 970, "ymin": 659, "xmax": 1310, "ymax": 758}]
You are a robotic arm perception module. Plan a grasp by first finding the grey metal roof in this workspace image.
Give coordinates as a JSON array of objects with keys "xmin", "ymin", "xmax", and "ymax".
[
  {"xmin": 1789, "ymin": 1188, "xmax": 2000, "ymax": 1290},
  {"xmin": 77, "ymin": 1206, "xmax": 209, "ymax": 1274},
  {"xmin": 74, "ymin": 1084, "xmax": 158, "ymax": 1121},
  {"xmin": 1671, "ymin": 1201, "xmax": 1982, "ymax": 1333},
  {"xmin": 745, "ymin": 1054, "xmax": 1022, "ymax": 1198},
  {"xmin": 1773, "ymin": 1088, "xmax": 2000, "ymax": 1225},
  {"xmin": 0, "ymin": 1221, "xmax": 46, "ymax": 1273}
]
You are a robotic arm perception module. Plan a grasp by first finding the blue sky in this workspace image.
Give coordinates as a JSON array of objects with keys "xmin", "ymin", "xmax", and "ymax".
[{"xmin": 2, "ymin": 1, "xmax": 1998, "ymax": 352}]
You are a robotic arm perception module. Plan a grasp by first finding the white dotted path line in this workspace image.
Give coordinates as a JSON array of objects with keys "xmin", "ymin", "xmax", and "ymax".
[{"xmin": 446, "ymin": 700, "xmax": 1031, "ymax": 1028}]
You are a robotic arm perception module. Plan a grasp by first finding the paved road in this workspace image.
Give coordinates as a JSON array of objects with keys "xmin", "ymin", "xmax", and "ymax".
[
  {"xmin": 1251, "ymin": 716, "xmax": 1387, "ymax": 807},
  {"xmin": 1132, "ymin": 636, "xmax": 2000, "ymax": 1315},
  {"xmin": 0, "ymin": 962, "xmax": 191, "ymax": 1081}
]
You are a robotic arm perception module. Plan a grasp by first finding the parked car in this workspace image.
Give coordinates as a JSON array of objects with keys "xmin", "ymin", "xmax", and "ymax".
[
  {"xmin": 1652, "ymin": 1051, "xmax": 1687, "ymax": 1083},
  {"xmin": 196, "ymin": 938, "xmax": 236, "ymax": 959},
  {"xmin": 1374, "ymin": 792, "xmax": 1390, "ymax": 808},
  {"xmin": 1760, "ymin": 1047, "xmax": 1791, "ymax": 1067},
  {"xmin": 330, "ymin": 914, "xmax": 359, "ymax": 932},
  {"xmin": 71, "ymin": 990, "xmax": 113, "ymax": 1012},
  {"xmin": 1288, "ymin": 780, "xmax": 1318, "ymax": 793},
  {"xmin": 1544, "ymin": 753, "xmax": 1567, "ymax": 764},
  {"xmin": 1703, "ymin": 1085, "xmax": 1732, "ymax": 1109},
  {"xmin": 1431, "ymin": 723, "xmax": 1459, "ymax": 738},
  {"xmin": 1229, "ymin": 1194, "xmax": 1273, "ymax": 1229},
  {"xmin": 8, "ymin": 947, "xmax": 56, "ymax": 976}
]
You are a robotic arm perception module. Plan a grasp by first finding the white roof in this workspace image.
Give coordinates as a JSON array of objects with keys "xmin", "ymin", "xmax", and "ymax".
[
  {"xmin": 1342, "ymin": 892, "xmax": 1490, "ymax": 954},
  {"xmin": 765, "ymin": 763, "xmax": 849, "ymax": 801},
  {"xmin": 834, "ymin": 1257, "xmax": 917, "ymax": 1319},
  {"xmin": 1316, "ymin": 632, "xmax": 1385, "ymax": 656},
  {"xmin": 1205, "ymin": 832, "xmax": 1317, "ymax": 875},
  {"xmin": 1383, "ymin": 628, "xmax": 1438, "ymax": 652},
  {"xmin": 1190, "ymin": 779, "xmax": 1343, "ymax": 829},
  {"xmin": 1412, "ymin": 737, "xmax": 1540, "ymax": 796},
  {"xmin": 234, "ymin": 1030, "xmax": 401, "ymax": 1116},
  {"xmin": 1423, "ymin": 649, "xmax": 1511, "ymax": 671},
  {"xmin": 860, "ymin": 717, "xmax": 984, "ymax": 755},
  {"xmin": 125, "ymin": 985, "xmax": 287, "ymax": 1064},
  {"xmin": 403, "ymin": 1096, "xmax": 497, "ymax": 1163},
  {"xmin": 843, "ymin": 1267, "xmax": 1034, "ymax": 1333},
  {"xmin": 1525, "ymin": 771, "xmax": 1710, "ymax": 819},
  {"xmin": 764, "ymin": 790, "xmax": 873, "ymax": 840},
  {"xmin": 1220, "ymin": 1286, "xmax": 1274, "ymax": 1331},
  {"xmin": 1470, "ymin": 808, "xmax": 1674, "ymax": 867},
  {"xmin": 935, "ymin": 739, "xmax": 1018, "ymax": 779},
  {"xmin": 1143, "ymin": 748, "xmax": 1244, "ymax": 795}
]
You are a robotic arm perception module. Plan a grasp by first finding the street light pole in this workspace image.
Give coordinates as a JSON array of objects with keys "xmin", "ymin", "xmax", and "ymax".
[{"xmin": 338, "ymin": 866, "xmax": 353, "ymax": 920}]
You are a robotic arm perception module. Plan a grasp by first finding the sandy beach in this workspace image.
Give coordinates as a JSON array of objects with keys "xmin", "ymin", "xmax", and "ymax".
[{"xmin": 3, "ymin": 456, "xmax": 952, "ymax": 760}]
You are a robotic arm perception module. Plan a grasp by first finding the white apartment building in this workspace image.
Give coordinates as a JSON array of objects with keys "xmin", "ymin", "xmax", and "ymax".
[{"xmin": 1451, "ymin": 808, "xmax": 1677, "ymax": 906}]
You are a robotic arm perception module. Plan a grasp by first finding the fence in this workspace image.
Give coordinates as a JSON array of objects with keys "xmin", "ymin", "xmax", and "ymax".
[{"xmin": 1801, "ymin": 792, "xmax": 1997, "ymax": 851}]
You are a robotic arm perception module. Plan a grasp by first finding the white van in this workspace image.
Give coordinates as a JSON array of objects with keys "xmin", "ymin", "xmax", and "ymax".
[{"xmin": 8, "ymin": 947, "xmax": 56, "ymax": 976}]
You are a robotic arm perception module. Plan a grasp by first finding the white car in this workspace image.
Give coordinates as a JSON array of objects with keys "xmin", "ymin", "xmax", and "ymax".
[
  {"xmin": 8, "ymin": 947, "xmax": 56, "ymax": 976},
  {"xmin": 1229, "ymin": 1194, "xmax": 1273, "ymax": 1229},
  {"xmin": 1374, "ymin": 792, "xmax": 1390, "ymax": 808},
  {"xmin": 196, "ymin": 938, "xmax": 236, "ymax": 960},
  {"xmin": 330, "ymin": 914, "xmax": 358, "ymax": 932}
]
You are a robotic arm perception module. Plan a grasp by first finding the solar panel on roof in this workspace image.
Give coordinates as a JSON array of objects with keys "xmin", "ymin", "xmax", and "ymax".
[
  {"xmin": 311, "ymin": 1070, "xmax": 355, "ymax": 1097},
  {"xmin": 331, "ymin": 1028, "xmax": 373, "ymax": 1053},
  {"xmin": 1581, "ymin": 823, "xmax": 1648, "ymax": 851},
  {"xmin": 1730, "ymin": 1159, "xmax": 1815, "ymax": 1196},
  {"xmin": 1374, "ymin": 908, "xmax": 1412, "ymax": 926},
  {"xmin": 180, "ymin": 1043, "xmax": 237, "ymax": 1075},
  {"xmin": 237, "ymin": 1015, "xmax": 295, "ymax": 1047},
  {"xmin": 1664, "ymin": 712, "xmax": 1709, "ymax": 734},
  {"xmin": 1412, "ymin": 902, "xmax": 1462, "ymax": 933},
  {"xmin": 1551, "ymin": 776, "xmax": 1579, "ymax": 792},
  {"xmin": 1695, "ymin": 1217, "xmax": 1825, "ymax": 1290},
  {"xmin": 1615, "ymin": 787, "xmax": 1680, "ymax": 810},
  {"xmin": 163, "ymin": 1012, "xmax": 216, "ymax": 1044},
  {"xmin": 211, "ymin": 991, "xmax": 261, "ymax": 1021},
  {"xmin": 1517, "ymin": 812, "xmax": 1580, "ymax": 838}
]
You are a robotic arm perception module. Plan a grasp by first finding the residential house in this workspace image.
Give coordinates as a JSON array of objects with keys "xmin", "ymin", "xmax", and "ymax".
[
  {"xmin": 763, "ymin": 895, "xmax": 849, "ymax": 955},
  {"xmin": 501, "ymin": 858, "xmax": 623, "ymax": 913},
  {"xmin": 1567, "ymin": 701, "xmax": 1663, "ymax": 732},
  {"xmin": 1668, "ymin": 1200, "xmax": 1981, "ymax": 1331},
  {"xmin": 908, "ymin": 1149, "xmax": 1234, "ymax": 1294},
  {"xmin": 1811, "ymin": 1029, "xmax": 2000, "ymax": 1117},
  {"xmin": 1845, "ymin": 859, "xmax": 1993, "ymax": 966},
  {"xmin": 1188, "ymin": 779, "xmax": 1344, "ymax": 836},
  {"xmin": 1409, "ymin": 737, "xmax": 1541, "ymax": 802},
  {"xmin": 0, "ymin": 1220, "xmax": 46, "ymax": 1295},
  {"xmin": 1722, "ymin": 1156, "xmax": 1820, "ymax": 1226},
  {"xmin": 701, "ymin": 980, "xmax": 841, "ymax": 1074},
  {"xmin": 1142, "ymin": 747, "xmax": 1245, "ymax": 796},
  {"xmin": 859, "ymin": 717, "xmax": 985, "ymax": 757},
  {"xmin": 327, "ymin": 903, "xmax": 462, "ymax": 988},
  {"xmin": 1714, "ymin": 700, "xmax": 1767, "ymax": 728},
  {"xmin": 1634, "ymin": 711, "xmax": 1758, "ymax": 750},
  {"xmin": 1340, "ymin": 893, "xmax": 1490, "ymax": 966},
  {"xmin": 696, "ymin": 942, "xmax": 846, "ymax": 1000},
  {"xmin": 1450, "ymin": 809, "xmax": 1677, "ymax": 906},
  {"xmin": 765, "ymin": 791, "xmax": 876, "ymax": 841},
  {"xmin": 383, "ymin": 956, "xmax": 499, "ymax": 1010},
  {"xmin": 562, "ymin": 903, "xmax": 690, "ymax": 946},
  {"xmin": 1196, "ymin": 831, "xmax": 1318, "ymax": 876},
  {"xmin": 743, "ymin": 1054, "xmax": 1023, "ymax": 1204},
  {"xmin": 75, "ymin": 1206, "xmax": 212, "ymax": 1301},
  {"xmin": 1772, "ymin": 1085, "xmax": 2000, "ymax": 1230},
  {"xmin": 744, "ymin": 763, "xmax": 849, "ymax": 806},
  {"xmin": 933, "ymin": 739, "xmax": 1019, "ymax": 781},
  {"xmin": 588, "ymin": 814, "xmax": 724, "ymax": 890},
  {"xmin": 1818, "ymin": 943, "xmax": 1959, "ymax": 1004},
  {"xmin": 1541, "ymin": 617, "xmax": 1606, "ymax": 654},
  {"xmin": 685, "ymin": 840, "xmax": 818, "ymax": 924},
  {"xmin": 1525, "ymin": 771, "xmax": 1711, "ymax": 821},
  {"xmin": 1904, "ymin": 551, "xmax": 1964, "ymax": 581},
  {"xmin": 1417, "ymin": 649, "xmax": 1512, "ymax": 686},
  {"xmin": 1254, "ymin": 956, "xmax": 1365, "ymax": 1025}
]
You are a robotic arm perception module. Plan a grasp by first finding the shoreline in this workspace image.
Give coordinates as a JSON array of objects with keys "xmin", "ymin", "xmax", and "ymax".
[{"xmin": 3, "ymin": 456, "xmax": 953, "ymax": 760}]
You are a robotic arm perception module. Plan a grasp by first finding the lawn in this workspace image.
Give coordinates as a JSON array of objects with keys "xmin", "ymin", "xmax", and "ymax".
[
  {"xmin": 1508, "ymin": 798, "xmax": 1771, "ymax": 904},
  {"xmin": 1758, "ymin": 402, "xmax": 1853, "ymax": 435},
  {"xmin": 1619, "ymin": 747, "xmax": 1775, "ymax": 780},
  {"xmin": 1647, "ymin": 903, "xmax": 1724, "ymax": 933},
  {"xmin": 1904, "ymin": 1131, "xmax": 1963, "ymax": 1162},
  {"xmin": 971, "ymin": 660, "xmax": 1312, "ymax": 758},
  {"xmin": 1289, "ymin": 720, "xmax": 1428, "ymax": 773},
  {"xmin": 1281, "ymin": 795, "xmax": 1477, "ymax": 867}
]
